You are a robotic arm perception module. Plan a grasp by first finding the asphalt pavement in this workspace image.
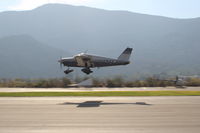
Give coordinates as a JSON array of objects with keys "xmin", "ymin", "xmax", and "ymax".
[
  {"xmin": 0, "ymin": 87, "xmax": 200, "ymax": 92},
  {"xmin": 0, "ymin": 96, "xmax": 200, "ymax": 133}
]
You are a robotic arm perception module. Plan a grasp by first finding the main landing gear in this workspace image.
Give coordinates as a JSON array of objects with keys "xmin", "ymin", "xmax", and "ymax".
[
  {"xmin": 63, "ymin": 67, "xmax": 92, "ymax": 75},
  {"xmin": 81, "ymin": 68, "xmax": 93, "ymax": 75}
]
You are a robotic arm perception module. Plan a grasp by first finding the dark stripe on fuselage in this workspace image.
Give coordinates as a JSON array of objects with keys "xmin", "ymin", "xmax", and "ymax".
[
  {"xmin": 93, "ymin": 60, "xmax": 129, "ymax": 67},
  {"xmin": 62, "ymin": 58, "xmax": 129, "ymax": 68}
]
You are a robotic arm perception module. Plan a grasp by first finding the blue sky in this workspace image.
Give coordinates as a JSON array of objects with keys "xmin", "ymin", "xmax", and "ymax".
[{"xmin": 0, "ymin": 0, "xmax": 200, "ymax": 18}]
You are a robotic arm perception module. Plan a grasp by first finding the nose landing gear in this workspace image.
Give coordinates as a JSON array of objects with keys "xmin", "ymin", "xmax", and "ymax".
[{"xmin": 64, "ymin": 68, "xmax": 74, "ymax": 74}]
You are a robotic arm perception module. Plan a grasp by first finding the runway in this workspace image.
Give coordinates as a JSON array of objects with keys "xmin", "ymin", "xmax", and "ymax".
[
  {"xmin": 0, "ymin": 87, "xmax": 200, "ymax": 92},
  {"xmin": 0, "ymin": 96, "xmax": 200, "ymax": 133}
]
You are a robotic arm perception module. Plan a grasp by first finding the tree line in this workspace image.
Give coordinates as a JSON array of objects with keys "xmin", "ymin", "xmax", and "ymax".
[{"xmin": 0, "ymin": 76, "xmax": 200, "ymax": 88}]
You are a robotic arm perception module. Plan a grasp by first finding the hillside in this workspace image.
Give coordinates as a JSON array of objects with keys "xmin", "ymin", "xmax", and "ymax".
[
  {"xmin": 0, "ymin": 4, "xmax": 200, "ymax": 78},
  {"xmin": 0, "ymin": 35, "xmax": 67, "ymax": 78}
]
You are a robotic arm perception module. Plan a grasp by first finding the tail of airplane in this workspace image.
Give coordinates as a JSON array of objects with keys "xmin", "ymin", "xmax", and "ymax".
[{"xmin": 117, "ymin": 47, "xmax": 133, "ymax": 61}]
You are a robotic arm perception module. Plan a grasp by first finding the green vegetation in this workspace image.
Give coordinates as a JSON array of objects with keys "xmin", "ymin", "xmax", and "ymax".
[
  {"xmin": 186, "ymin": 78, "xmax": 200, "ymax": 86},
  {"xmin": 0, "ymin": 78, "xmax": 71, "ymax": 88},
  {"xmin": 0, "ymin": 76, "xmax": 200, "ymax": 88},
  {"xmin": 106, "ymin": 77, "xmax": 174, "ymax": 87},
  {"xmin": 106, "ymin": 76, "xmax": 125, "ymax": 87},
  {"xmin": 0, "ymin": 91, "xmax": 200, "ymax": 97},
  {"xmin": 102, "ymin": 77, "xmax": 200, "ymax": 87}
]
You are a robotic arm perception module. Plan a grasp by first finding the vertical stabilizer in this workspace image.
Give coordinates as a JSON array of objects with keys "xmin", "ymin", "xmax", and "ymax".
[{"xmin": 117, "ymin": 47, "xmax": 133, "ymax": 61}]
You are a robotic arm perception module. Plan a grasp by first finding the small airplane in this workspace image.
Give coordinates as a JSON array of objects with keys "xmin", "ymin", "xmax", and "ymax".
[
  {"xmin": 168, "ymin": 76, "xmax": 185, "ymax": 86},
  {"xmin": 172, "ymin": 75, "xmax": 200, "ymax": 86},
  {"xmin": 160, "ymin": 75, "xmax": 194, "ymax": 87},
  {"xmin": 58, "ymin": 47, "xmax": 133, "ymax": 75}
]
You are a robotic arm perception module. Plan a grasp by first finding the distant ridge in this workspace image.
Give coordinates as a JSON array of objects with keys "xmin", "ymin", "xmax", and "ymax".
[
  {"xmin": 0, "ymin": 4, "xmax": 199, "ymax": 78},
  {"xmin": 0, "ymin": 35, "xmax": 68, "ymax": 78}
]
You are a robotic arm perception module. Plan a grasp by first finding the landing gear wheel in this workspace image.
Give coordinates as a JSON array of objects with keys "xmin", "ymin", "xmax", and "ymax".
[
  {"xmin": 64, "ymin": 68, "xmax": 74, "ymax": 74},
  {"xmin": 81, "ymin": 68, "xmax": 93, "ymax": 75}
]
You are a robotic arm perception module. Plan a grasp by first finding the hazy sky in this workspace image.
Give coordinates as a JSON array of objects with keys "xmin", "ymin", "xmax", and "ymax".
[{"xmin": 1, "ymin": 0, "xmax": 200, "ymax": 18}]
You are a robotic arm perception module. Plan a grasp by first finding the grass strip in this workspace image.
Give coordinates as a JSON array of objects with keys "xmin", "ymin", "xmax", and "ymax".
[{"xmin": 0, "ymin": 91, "xmax": 200, "ymax": 97}]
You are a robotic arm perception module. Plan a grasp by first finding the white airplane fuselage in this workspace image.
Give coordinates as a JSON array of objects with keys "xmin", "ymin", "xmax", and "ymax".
[{"xmin": 58, "ymin": 48, "xmax": 133, "ymax": 74}]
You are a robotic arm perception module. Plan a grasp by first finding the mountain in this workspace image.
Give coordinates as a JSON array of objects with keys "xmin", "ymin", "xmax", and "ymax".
[
  {"xmin": 0, "ymin": 4, "xmax": 200, "ymax": 78},
  {"xmin": 0, "ymin": 35, "xmax": 67, "ymax": 78}
]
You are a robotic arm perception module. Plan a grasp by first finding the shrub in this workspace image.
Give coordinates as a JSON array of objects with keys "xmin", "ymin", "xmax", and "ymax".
[
  {"xmin": 106, "ymin": 76, "xmax": 124, "ymax": 87},
  {"xmin": 186, "ymin": 78, "xmax": 200, "ymax": 86}
]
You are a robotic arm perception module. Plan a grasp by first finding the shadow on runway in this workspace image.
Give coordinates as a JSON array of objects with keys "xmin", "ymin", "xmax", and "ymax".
[{"xmin": 59, "ymin": 101, "xmax": 152, "ymax": 107}]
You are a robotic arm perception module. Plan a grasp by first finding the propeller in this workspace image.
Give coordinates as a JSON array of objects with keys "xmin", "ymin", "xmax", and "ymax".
[{"xmin": 59, "ymin": 56, "xmax": 63, "ymax": 69}]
